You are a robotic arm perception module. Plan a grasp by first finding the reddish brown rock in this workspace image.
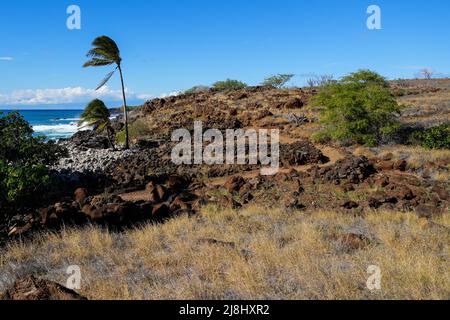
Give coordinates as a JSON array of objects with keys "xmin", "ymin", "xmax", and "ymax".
[
  {"xmin": 0, "ymin": 276, "xmax": 87, "ymax": 300},
  {"xmin": 394, "ymin": 160, "xmax": 407, "ymax": 172},
  {"xmin": 241, "ymin": 192, "xmax": 254, "ymax": 204},
  {"xmin": 336, "ymin": 233, "xmax": 373, "ymax": 251},
  {"xmin": 435, "ymin": 158, "xmax": 450, "ymax": 166},
  {"xmin": 39, "ymin": 202, "xmax": 85, "ymax": 227},
  {"xmin": 432, "ymin": 186, "xmax": 449, "ymax": 201},
  {"xmin": 310, "ymin": 156, "xmax": 376, "ymax": 184},
  {"xmin": 82, "ymin": 204, "xmax": 103, "ymax": 221},
  {"xmin": 167, "ymin": 175, "xmax": 187, "ymax": 190},
  {"xmin": 340, "ymin": 183, "xmax": 356, "ymax": 193},
  {"xmin": 152, "ymin": 203, "xmax": 171, "ymax": 220},
  {"xmin": 170, "ymin": 197, "xmax": 191, "ymax": 210},
  {"xmin": 74, "ymin": 188, "xmax": 88, "ymax": 205},
  {"xmin": 7, "ymin": 222, "xmax": 34, "ymax": 237},
  {"xmin": 38, "ymin": 206, "xmax": 48, "ymax": 223},
  {"xmin": 217, "ymin": 195, "xmax": 242, "ymax": 209},
  {"xmin": 283, "ymin": 193, "xmax": 304, "ymax": 209},
  {"xmin": 156, "ymin": 185, "xmax": 169, "ymax": 201},
  {"xmin": 380, "ymin": 153, "xmax": 394, "ymax": 161},
  {"xmin": 416, "ymin": 204, "xmax": 441, "ymax": 219},
  {"xmin": 394, "ymin": 185, "xmax": 415, "ymax": 201},
  {"xmin": 145, "ymin": 181, "xmax": 156, "ymax": 191},
  {"xmin": 368, "ymin": 191, "xmax": 398, "ymax": 208},
  {"xmin": 377, "ymin": 160, "xmax": 395, "ymax": 171},
  {"xmin": 374, "ymin": 176, "xmax": 390, "ymax": 188},
  {"xmin": 238, "ymin": 183, "xmax": 253, "ymax": 196},
  {"xmin": 284, "ymin": 97, "xmax": 304, "ymax": 109},
  {"xmin": 197, "ymin": 238, "xmax": 236, "ymax": 249},
  {"xmin": 224, "ymin": 176, "xmax": 246, "ymax": 194},
  {"xmin": 340, "ymin": 201, "xmax": 359, "ymax": 210},
  {"xmin": 148, "ymin": 187, "xmax": 161, "ymax": 203},
  {"xmin": 281, "ymin": 141, "xmax": 329, "ymax": 167}
]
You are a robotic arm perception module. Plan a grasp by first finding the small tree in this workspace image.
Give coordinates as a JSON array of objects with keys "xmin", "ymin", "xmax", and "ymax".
[
  {"xmin": 79, "ymin": 99, "xmax": 116, "ymax": 150},
  {"xmin": 307, "ymin": 77, "xmax": 317, "ymax": 88},
  {"xmin": 307, "ymin": 74, "xmax": 334, "ymax": 88},
  {"xmin": 317, "ymin": 74, "xmax": 334, "ymax": 86},
  {"xmin": 311, "ymin": 70, "xmax": 401, "ymax": 146},
  {"xmin": 419, "ymin": 68, "xmax": 434, "ymax": 80},
  {"xmin": 261, "ymin": 74, "xmax": 294, "ymax": 88},
  {"xmin": 212, "ymin": 79, "xmax": 248, "ymax": 91},
  {"xmin": 0, "ymin": 112, "xmax": 67, "ymax": 218}
]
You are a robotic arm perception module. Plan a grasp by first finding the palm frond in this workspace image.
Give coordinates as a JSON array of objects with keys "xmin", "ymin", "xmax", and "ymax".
[
  {"xmin": 81, "ymin": 121, "xmax": 96, "ymax": 129},
  {"xmin": 83, "ymin": 36, "xmax": 122, "ymax": 68},
  {"xmin": 90, "ymin": 36, "xmax": 121, "ymax": 63},
  {"xmin": 87, "ymin": 48, "xmax": 118, "ymax": 62},
  {"xmin": 78, "ymin": 99, "xmax": 111, "ymax": 129},
  {"xmin": 96, "ymin": 68, "xmax": 117, "ymax": 91},
  {"xmin": 96, "ymin": 122, "xmax": 110, "ymax": 132},
  {"xmin": 92, "ymin": 36, "xmax": 120, "ymax": 53},
  {"xmin": 83, "ymin": 58, "xmax": 114, "ymax": 68}
]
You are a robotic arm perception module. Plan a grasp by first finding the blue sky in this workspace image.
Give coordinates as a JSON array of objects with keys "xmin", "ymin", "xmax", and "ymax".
[{"xmin": 1, "ymin": 0, "xmax": 449, "ymax": 108}]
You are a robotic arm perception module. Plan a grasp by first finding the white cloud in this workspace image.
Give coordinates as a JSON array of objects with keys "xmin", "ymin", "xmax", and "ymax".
[
  {"xmin": 0, "ymin": 86, "xmax": 153, "ymax": 105},
  {"xmin": 136, "ymin": 91, "xmax": 180, "ymax": 101},
  {"xmin": 160, "ymin": 91, "xmax": 181, "ymax": 98},
  {"xmin": 136, "ymin": 93, "xmax": 154, "ymax": 100},
  {"xmin": 0, "ymin": 57, "xmax": 14, "ymax": 61}
]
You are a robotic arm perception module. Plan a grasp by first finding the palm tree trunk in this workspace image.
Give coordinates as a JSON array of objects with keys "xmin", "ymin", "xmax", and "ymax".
[
  {"xmin": 107, "ymin": 126, "xmax": 116, "ymax": 151},
  {"xmin": 118, "ymin": 65, "xmax": 129, "ymax": 149}
]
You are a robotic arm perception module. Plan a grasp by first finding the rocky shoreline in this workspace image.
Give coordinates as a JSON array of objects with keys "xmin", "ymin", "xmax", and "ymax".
[{"xmin": 53, "ymin": 141, "xmax": 138, "ymax": 174}]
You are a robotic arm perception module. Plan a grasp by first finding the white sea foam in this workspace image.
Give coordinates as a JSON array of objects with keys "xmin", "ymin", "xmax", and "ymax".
[
  {"xmin": 50, "ymin": 117, "xmax": 81, "ymax": 122},
  {"xmin": 33, "ymin": 122, "xmax": 80, "ymax": 138}
]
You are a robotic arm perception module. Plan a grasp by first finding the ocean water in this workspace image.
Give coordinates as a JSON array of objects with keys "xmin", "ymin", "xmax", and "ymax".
[{"xmin": 1, "ymin": 110, "xmax": 83, "ymax": 139}]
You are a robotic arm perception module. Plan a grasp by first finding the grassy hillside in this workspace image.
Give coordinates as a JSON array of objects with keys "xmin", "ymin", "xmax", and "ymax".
[{"xmin": 1, "ymin": 77, "xmax": 448, "ymax": 300}]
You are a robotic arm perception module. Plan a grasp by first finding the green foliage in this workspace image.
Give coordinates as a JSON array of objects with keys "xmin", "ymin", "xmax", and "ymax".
[
  {"xmin": 0, "ymin": 112, "xmax": 66, "ymax": 166},
  {"xmin": 0, "ymin": 161, "xmax": 50, "ymax": 205},
  {"xmin": 261, "ymin": 74, "xmax": 294, "ymax": 88},
  {"xmin": 311, "ymin": 70, "xmax": 401, "ymax": 146},
  {"xmin": 412, "ymin": 124, "xmax": 450, "ymax": 150},
  {"xmin": 116, "ymin": 118, "xmax": 151, "ymax": 144},
  {"xmin": 79, "ymin": 99, "xmax": 115, "ymax": 149},
  {"xmin": 0, "ymin": 112, "xmax": 67, "ymax": 216},
  {"xmin": 79, "ymin": 99, "xmax": 111, "ymax": 128},
  {"xmin": 83, "ymin": 36, "xmax": 121, "ymax": 68},
  {"xmin": 212, "ymin": 79, "xmax": 248, "ymax": 91},
  {"xmin": 84, "ymin": 35, "xmax": 130, "ymax": 149}
]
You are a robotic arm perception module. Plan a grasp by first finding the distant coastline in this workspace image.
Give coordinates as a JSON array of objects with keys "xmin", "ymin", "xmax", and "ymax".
[{"xmin": 1, "ymin": 106, "xmax": 125, "ymax": 140}]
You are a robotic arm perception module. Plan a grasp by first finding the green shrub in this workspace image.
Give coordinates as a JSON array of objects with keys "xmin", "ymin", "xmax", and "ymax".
[
  {"xmin": 0, "ymin": 112, "xmax": 67, "ymax": 217},
  {"xmin": 310, "ymin": 70, "xmax": 401, "ymax": 146},
  {"xmin": 116, "ymin": 118, "xmax": 152, "ymax": 144},
  {"xmin": 261, "ymin": 74, "xmax": 294, "ymax": 88},
  {"xmin": 212, "ymin": 79, "xmax": 248, "ymax": 91},
  {"xmin": 412, "ymin": 123, "xmax": 450, "ymax": 149},
  {"xmin": 0, "ymin": 161, "xmax": 50, "ymax": 204}
]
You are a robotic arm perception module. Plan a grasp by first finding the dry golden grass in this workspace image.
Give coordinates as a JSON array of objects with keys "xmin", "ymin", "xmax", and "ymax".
[
  {"xmin": 1, "ymin": 205, "xmax": 449, "ymax": 300},
  {"xmin": 399, "ymin": 89, "xmax": 450, "ymax": 127}
]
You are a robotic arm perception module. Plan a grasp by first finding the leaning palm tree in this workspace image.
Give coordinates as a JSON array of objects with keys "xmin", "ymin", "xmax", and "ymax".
[
  {"xmin": 83, "ymin": 36, "xmax": 129, "ymax": 149},
  {"xmin": 79, "ymin": 99, "xmax": 115, "ymax": 150}
]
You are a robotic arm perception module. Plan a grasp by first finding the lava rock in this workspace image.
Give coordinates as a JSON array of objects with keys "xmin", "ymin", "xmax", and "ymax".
[{"xmin": 0, "ymin": 276, "xmax": 87, "ymax": 300}]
